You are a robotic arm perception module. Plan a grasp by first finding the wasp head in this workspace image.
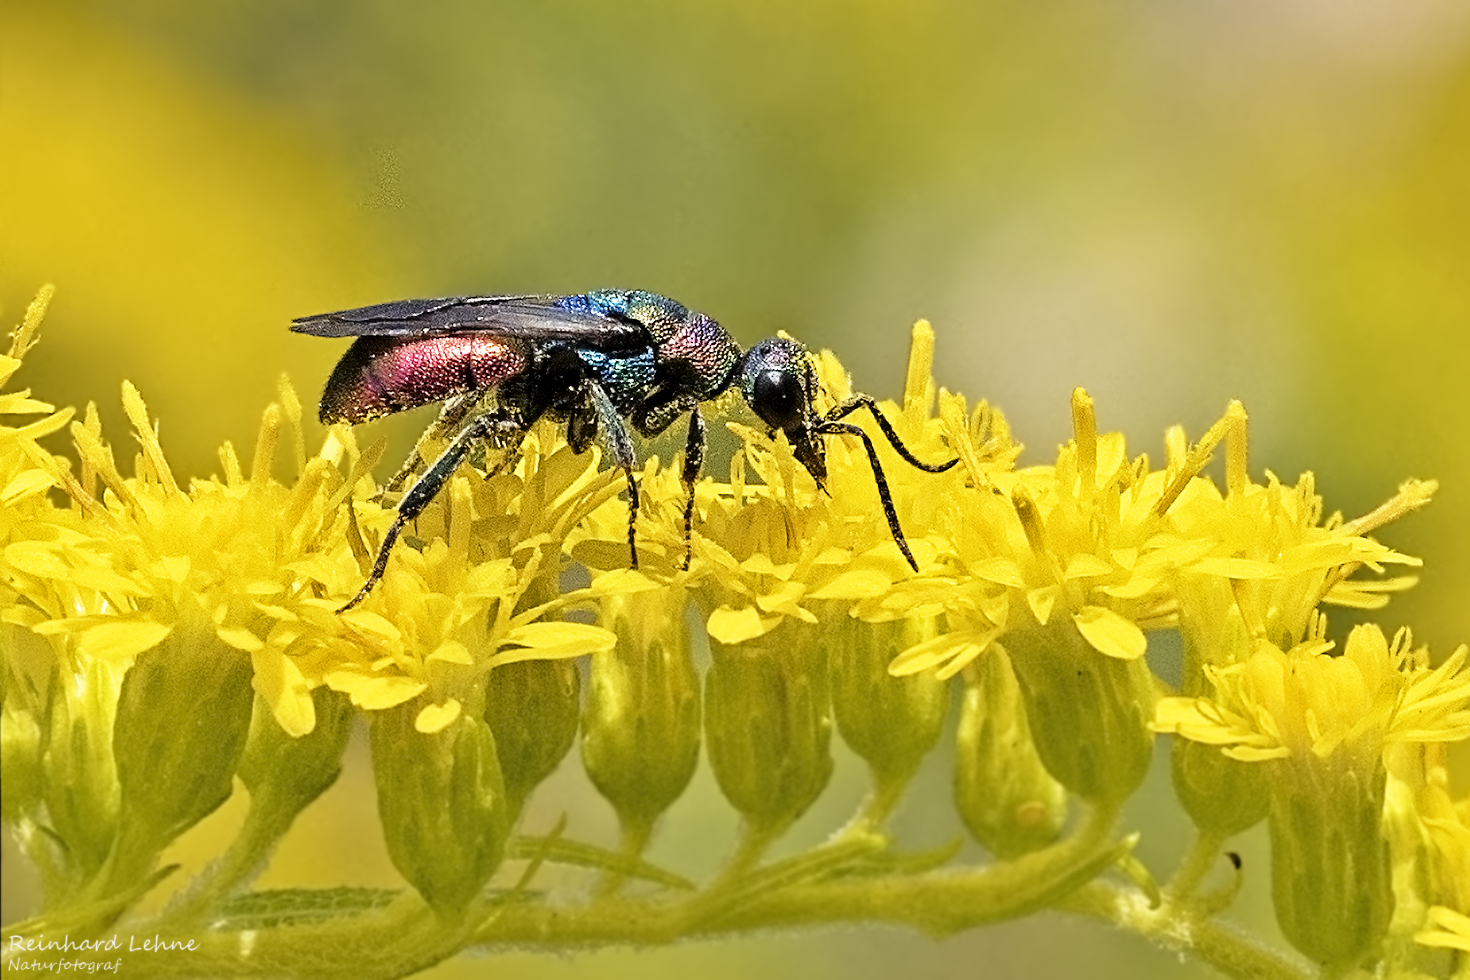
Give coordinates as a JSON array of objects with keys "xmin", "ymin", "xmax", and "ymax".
[{"xmin": 736, "ymin": 338, "xmax": 829, "ymax": 491}]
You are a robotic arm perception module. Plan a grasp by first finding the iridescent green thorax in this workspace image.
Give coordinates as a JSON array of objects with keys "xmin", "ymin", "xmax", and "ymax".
[
  {"xmin": 569, "ymin": 289, "xmax": 741, "ymax": 400},
  {"xmin": 570, "ymin": 287, "xmax": 690, "ymax": 340}
]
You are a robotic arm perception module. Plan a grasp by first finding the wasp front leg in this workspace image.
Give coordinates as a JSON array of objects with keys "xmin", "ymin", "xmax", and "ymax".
[
  {"xmin": 813, "ymin": 418, "xmax": 920, "ymax": 572},
  {"xmin": 825, "ymin": 395, "xmax": 958, "ymax": 473}
]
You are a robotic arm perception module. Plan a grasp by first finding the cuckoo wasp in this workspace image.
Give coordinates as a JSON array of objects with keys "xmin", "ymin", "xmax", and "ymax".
[{"xmin": 293, "ymin": 290, "xmax": 957, "ymax": 611}]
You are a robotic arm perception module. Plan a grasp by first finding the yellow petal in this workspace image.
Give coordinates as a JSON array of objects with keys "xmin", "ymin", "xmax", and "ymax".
[
  {"xmin": 1192, "ymin": 558, "xmax": 1276, "ymax": 579},
  {"xmin": 808, "ymin": 569, "xmax": 892, "ymax": 600},
  {"xmin": 1063, "ymin": 554, "xmax": 1113, "ymax": 580},
  {"xmin": 968, "ymin": 557, "xmax": 1026, "ymax": 588},
  {"xmin": 4, "ymin": 541, "xmax": 69, "ymax": 578},
  {"xmin": 706, "ymin": 605, "xmax": 780, "ymax": 645},
  {"xmin": 1, "ymin": 469, "xmax": 57, "ymax": 505},
  {"xmin": 890, "ymin": 629, "xmax": 997, "ymax": 678},
  {"xmin": 1073, "ymin": 606, "xmax": 1147, "ymax": 660},
  {"xmin": 1027, "ymin": 585, "xmax": 1058, "ymax": 626},
  {"xmin": 495, "ymin": 622, "xmax": 616, "ymax": 662},
  {"xmin": 253, "ymin": 650, "xmax": 315, "ymax": 737},
  {"xmin": 217, "ymin": 626, "xmax": 264, "ymax": 652},
  {"xmin": 77, "ymin": 620, "xmax": 172, "ymax": 661},
  {"xmin": 426, "ymin": 640, "xmax": 473, "ymax": 665},
  {"xmin": 326, "ymin": 669, "xmax": 425, "ymax": 710},
  {"xmin": 416, "ymin": 699, "xmax": 462, "ymax": 733}
]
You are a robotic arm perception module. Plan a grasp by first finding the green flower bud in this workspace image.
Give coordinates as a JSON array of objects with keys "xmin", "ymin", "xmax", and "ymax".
[
  {"xmin": 1171, "ymin": 738, "xmax": 1269, "ymax": 839},
  {"xmin": 485, "ymin": 658, "xmax": 580, "ymax": 822},
  {"xmin": 705, "ymin": 620, "xmax": 832, "ymax": 839},
  {"xmin": 582, "ymin": 589, "xmax": 700, "ymax": 844},
  {"xmin": 954, "ymin": 646, "xmax": 1067, "ymax": 859},
  {"xmin": 1, "ymin": 692, "xmax": 42, "ymax": 825},
  {"xmin": 237, "ymin": 686, "xmax": 354, "ymax": 820},
  {"xmin": 371, "ymin": 702, "xmax": 508, "ymax": 917},
  {"xmin": 42, "ymin": 655, "xmax": 123, "ymax": 887},
  {"xmin": 109, "ymin": 629, "xmax": 255, "ymax": 888},
  {"xmin": 1268, "ymin": 756, "xmax": 1392, "ymax": 969},
  {"xmin": 1003, "ymin": 620, "xmax": 1154, "ymax": 812},
  {"xmin": 0, "ymin": 625, "xmax": 46, "ymax": 826},
  {"xmin": 1171, "ymin": 578, "xmax": 1268, "ymax": 836},
  {"xmin": 826, "ymin": 611, "xmax": 946, "ymax": 800}
]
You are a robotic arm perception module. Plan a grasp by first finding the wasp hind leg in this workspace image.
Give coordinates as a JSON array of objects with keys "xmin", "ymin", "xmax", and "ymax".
[
  {"xmin": 384, "ymin": 392, "xmax": 483, "ymax": 494},
  {"xmin": 339, "ymin": 408, "xmax": 527, "ymax": 613},
  {"xmin": 630, "ymin": 394, "xmax": 705, "ymax": 572},
  {"xmin": 678, "ymin": 407, "xmax": 706, "ymax": 571},
  {"xmin": 582, "ymin": 382, "xmax": 642, "ymax": 570}
]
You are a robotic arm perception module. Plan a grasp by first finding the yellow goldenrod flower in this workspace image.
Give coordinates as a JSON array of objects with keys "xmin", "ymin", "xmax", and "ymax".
[
  {"xmin": 1155, "ymin": 626, "xmax": 1470, "ymax": 967},
  {"xmin": 892, "ymin": 389, "xmax": 1226, "ymax": 808},
  {"xmin": 1160, "ymin": 411, "xmax": 1433, "ymax": 843},
  {"xmin": 1154, "ymin": 626, "xmax": 1470, "ymax": 765},
  {"xmin": 1421, "ymin": 779, "xmax": 1470, "ymax": 918}
]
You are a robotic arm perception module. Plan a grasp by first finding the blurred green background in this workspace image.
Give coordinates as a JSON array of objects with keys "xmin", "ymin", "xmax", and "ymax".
[{"xmin": 3, "ymin": 1, "xmax": 1468, "ymax": 977}]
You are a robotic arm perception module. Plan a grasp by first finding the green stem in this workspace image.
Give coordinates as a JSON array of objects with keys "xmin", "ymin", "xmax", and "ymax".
[
  {"xmin": 840, "ymin": 771, "xmax": 910, "ymax": 838},
  {"xmin": 19, "ymin": 815, "xmax": 1130, "ymax": 979},
  {"xmin": 1164, "ymin": 828, "xmax": 1228, "ymax": 902},
  {"xmin": 595, "ymin": 817, "xmax": 654, "ymax": 897},
  {"xmin": 155, "ymin": 793, "xmax": 297, "ymax": 927},
  {"xmin": 1061, "ymin": 881, "xmax": 1315, "ymax": 980}
]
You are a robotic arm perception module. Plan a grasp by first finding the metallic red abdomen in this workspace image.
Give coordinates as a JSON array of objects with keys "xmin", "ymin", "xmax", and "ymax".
[{"xmin": 318, "ymin": 334, "xmax": 532, "ymax": 424}]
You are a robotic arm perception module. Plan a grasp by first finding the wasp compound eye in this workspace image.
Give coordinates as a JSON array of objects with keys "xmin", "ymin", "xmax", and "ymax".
[
  {"xmin": 738, "ymin": 338, "xmax": 815, "ymax": 433},
  {"xmin": 751, "ymin": 368, "xmax": 806, "ymax": 431}
]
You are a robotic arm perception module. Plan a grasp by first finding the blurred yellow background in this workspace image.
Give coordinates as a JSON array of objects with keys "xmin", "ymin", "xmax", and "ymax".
[{"xmin": 3, "ymin": 2, "xmax": 1468, "ymax": 977}]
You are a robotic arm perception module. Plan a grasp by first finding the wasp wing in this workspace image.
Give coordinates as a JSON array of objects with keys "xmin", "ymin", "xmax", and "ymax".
[{"xmin": 291, "ymin": 295, "xmax": 648, "ymax": 348}]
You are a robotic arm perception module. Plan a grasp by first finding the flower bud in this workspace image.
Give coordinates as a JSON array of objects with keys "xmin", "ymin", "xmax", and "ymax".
[
  {"xmin": 40, "ymin": 655, "xmax": 124, "ymax": 887},
  {"xmin": 1, "ymin": 692, "xmax": 42, "ymax": 825},
  {"xmin": 705, "ymin": 620, "xmax": 832, "ymax": 838},
  {"xmin": 1267, "ymin": 755, "xmax": 1392, "ymax": 968},
  {"xmin": 582, "ymin": 590, "xmax": 700, "ymax": 843},
  {"xmin": 1169, "ymin": 640, "xmax": 1268, "ymax": 837},
  {"xmin": 237, "ymin": 686, "xmax": 354, "ymax": 820},
  {"xmin": 1171, "ymin": 577, "xmax": 1268, "ymax": 836},
  {"xmin": 109, "ymin": 629, "xmax": 254, "ymax": 885},
  {"xmin": 1, "ymin": 626, "xmax": 47, "ymax": 827},
  {"xmin": 954, "ymin": 646, "xmax": 1067, "ymax": 859},
  {"xmin": 485, "ymin": 658, "xmax": 580, "ymax": 822},
  {"xmin": 827, "ymin": 611, "xmax": 946, "ymax": 796},
  {"xmin": 1171, "ymin": 738, "xmax": 1269, "ymax": 839},
  {"xmin": 371, "ymin": 702, "xmax": 508, "ymax": 917},
  {"xmin": 1002, "ymin": 619, "xmax": 1154, "ymax": 812}
]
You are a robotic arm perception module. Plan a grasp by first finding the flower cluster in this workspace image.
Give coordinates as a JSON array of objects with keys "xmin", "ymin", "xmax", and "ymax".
[{"xmin": 3, "ymin": 286, "xmax": 1468, "ymax": 979}]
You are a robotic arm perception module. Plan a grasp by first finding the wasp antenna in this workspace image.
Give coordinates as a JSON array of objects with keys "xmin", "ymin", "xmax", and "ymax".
[
  {"xmin": 815, "ymin": 419, "xmax": 920, "ymax": 572},
  {"xmin": 827, "ymin": 395, "xmax": 958, "ymax": 474}
]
